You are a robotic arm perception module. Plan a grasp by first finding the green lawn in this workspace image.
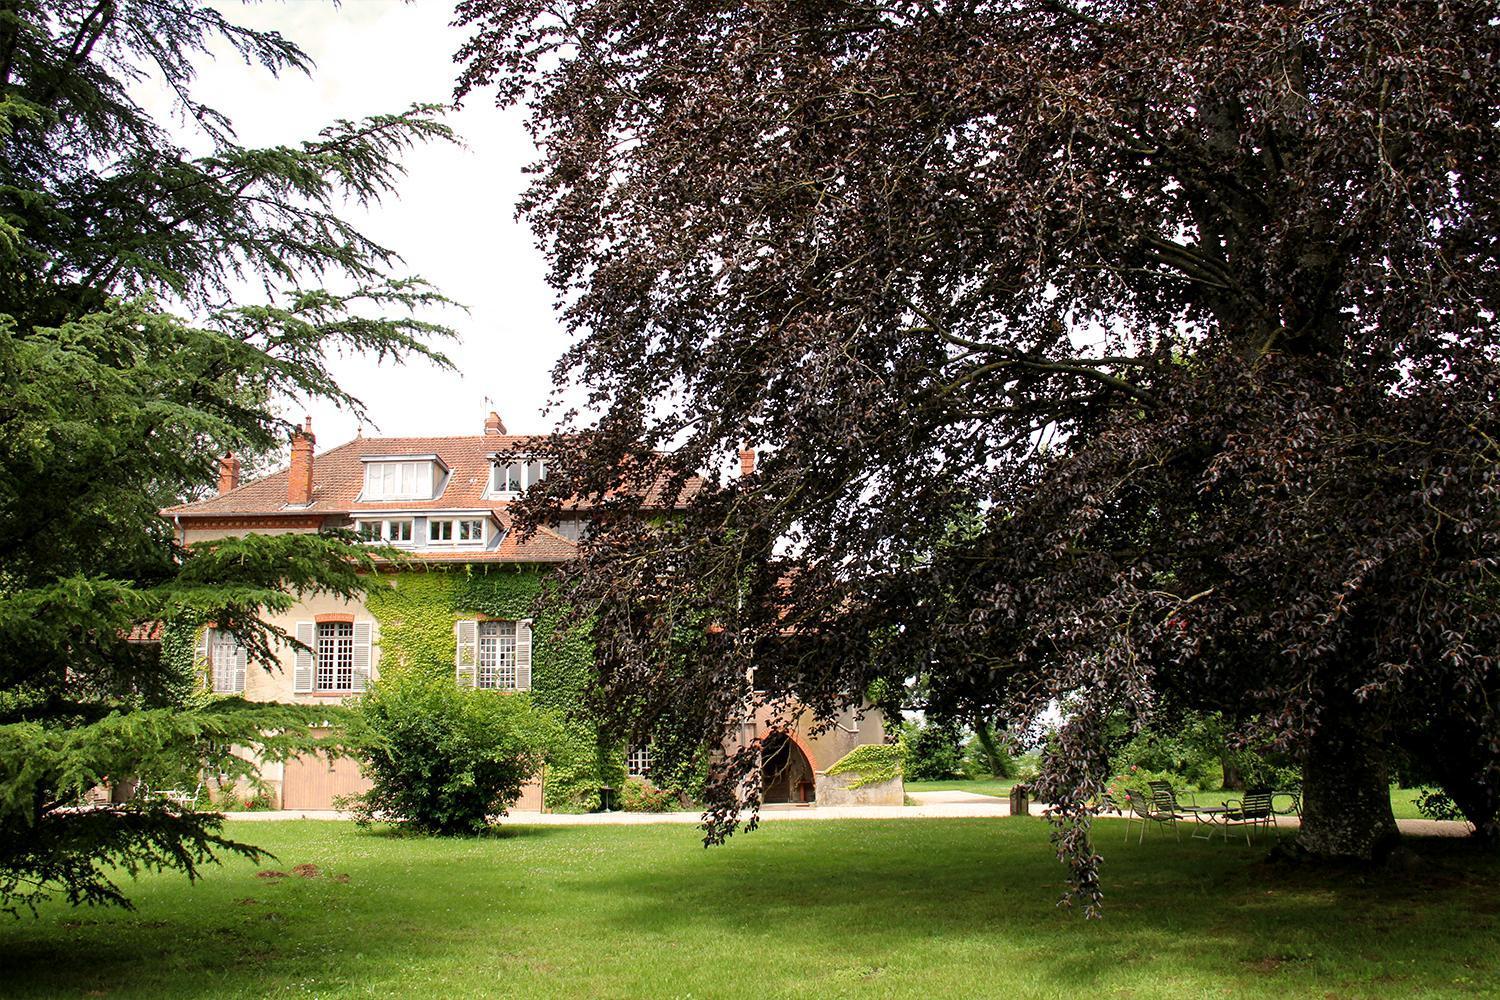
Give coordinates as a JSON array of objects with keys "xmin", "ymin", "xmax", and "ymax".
[
  {"xmin": 3, "ymin": 818, "xmax": 1496, "ymax": 998},
  {"xmin": 907, "ymin": 780, "xmax": 1436, "ymax": 820},
  {"xmin": 905, "ymin": 777, "xmax": 1020, "ymax": 797}
]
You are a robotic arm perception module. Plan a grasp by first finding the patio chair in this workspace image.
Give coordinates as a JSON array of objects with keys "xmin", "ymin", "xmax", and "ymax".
[
  {"xmin": 1148, "ymin": 779, "xmax": 1220, "ymax": 841},
  {"xmin": 1271, "ymin": 790, "xmax": 1301, "ymax": 820},
  {"xmin": 1122, "ymin": 788, "xmax": 1186, "ymax": 844},
  {"xmin": 1147, "ymin": 780, "xmax": 1200, "ymax": 813},
  {"xmin": 1221, "ymin": 791, "xmax": 1276, "ymax": 845},
  {"xmin": 137, "ymin": 780, "xmax": 204, "ymax": 810}
]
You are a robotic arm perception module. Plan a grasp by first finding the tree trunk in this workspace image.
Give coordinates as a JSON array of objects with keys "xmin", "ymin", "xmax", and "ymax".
[
  {"xmin": 1221, "ymin": 756, "xmax": 1244, "ymax": 792},
  {"xmin": 1295, "ymin": 700, "xmax": 1400, "ymax": 861}
]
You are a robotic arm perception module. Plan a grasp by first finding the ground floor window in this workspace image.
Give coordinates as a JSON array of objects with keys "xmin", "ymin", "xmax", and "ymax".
[
  {"xmin": 208, "ymin": 630, "xmax": 245, "ymax": 694},
  {"xmin": 627, "ymin": 744, "xmax": 652, "ymax": 778},
  {"xmin": 316, "ymin": 621, "xmax": 355, "ymax": 691},
  {"xmin": 477, "ymin": 620, "xmax": 518, "ymax": 689}
]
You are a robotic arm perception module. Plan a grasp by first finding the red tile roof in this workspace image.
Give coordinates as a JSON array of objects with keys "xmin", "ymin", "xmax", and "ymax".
[
  {"xmin": 162, "ymin": 433, "xmax": 702, "ymax": 566},
  {"xmin": 162, "ymin": 435, "xmax": 548, "ymax": 517}
]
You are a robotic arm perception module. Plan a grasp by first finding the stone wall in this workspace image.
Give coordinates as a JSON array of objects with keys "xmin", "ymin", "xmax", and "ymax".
[{"xmin": 814, "ymin": 769, "xmax": 904, "ymax": 807}]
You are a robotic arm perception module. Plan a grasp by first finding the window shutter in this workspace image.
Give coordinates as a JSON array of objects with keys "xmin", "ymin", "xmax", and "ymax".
[
  {"xmin": 351, "ymin": 621, "xmax": 373, "ymax": 693},
  {"xmin": 196, "ymin": 628, "xmax": 210, "ymax": 688},
  {"xmin": 294, "ymin": 622, "xmax": 315, "ymax": 693},
  {"xmin": 517, "ymin": 619, "xmax": 533, "ymax": 691},
  {"xmin": 232, "ymin": 642, "xmax": 248, "ymax": 694},
  {"xmin": 455, "ymin": 619, "xmax": 478, "ymax": 688}
]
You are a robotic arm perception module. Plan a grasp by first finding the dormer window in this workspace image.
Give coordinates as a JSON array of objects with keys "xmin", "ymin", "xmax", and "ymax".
[
  {"xmin": 488, "ymin": 457, "xmax": 547, "ymax": 498},
  {"xmin": 428, "ymin": 517, "xmax": 487, "ymax": 546},
  {"xmin": 357, "ymin": 518, "xmax": 414, "ymax": 544},
  {"xmin": 360, "ymin": 455, "xmax": 445, "ymax": 501}
]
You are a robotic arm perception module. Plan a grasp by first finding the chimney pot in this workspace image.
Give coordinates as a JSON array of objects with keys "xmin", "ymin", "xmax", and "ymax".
[
  {"xmin": 288, "ymin": 417, "xmax": 315, "ymax": 506},
  {"xmin": 738, "ymin": 446, "xmax": 756, "ymax": 478},
  {"xmin": 217, "ymin": 452, "xmax": 242, "ymax": 495},
  {"xmin": 484, "ymin": 410, "xmax": 507, "ymax": 435}
]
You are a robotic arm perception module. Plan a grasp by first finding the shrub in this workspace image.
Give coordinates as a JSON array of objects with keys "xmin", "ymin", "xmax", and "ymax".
[
  {"xmin": 899, "ymin": 720, "xmax": 966, "ymax": 780},
  {"xmin": 962, "ymin": 724, "xmax": 1017, "ymax": 779},
  {"xmin": 341, "ymin": 672, "xmax": 556, "ymax": 835},
  {"xmin": 213, "ymin": 783, "xmax": 273, "ymax": 812},
  {"xmin": 619, "ymin": 778, "xmax": 677, "ymax": 812},
  {"xmin": 1109, "ymin": 711, "xmax": 1301, "ymax": 792}
]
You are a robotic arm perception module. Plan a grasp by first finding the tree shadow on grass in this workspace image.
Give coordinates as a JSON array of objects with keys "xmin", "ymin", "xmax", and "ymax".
[
  {"xmin": 1, "ymin": 820, "xmax": 1495, "ymax": 998},
  {"xmin": 556, "ymin": 821, "xmax": 1500, "ymax": 994}
]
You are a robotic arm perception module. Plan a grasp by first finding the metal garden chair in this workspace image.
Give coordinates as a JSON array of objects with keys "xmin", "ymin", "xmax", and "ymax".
[
  {"xmin": 1122, "ymin": 788, "xmax": 1187, "ymax": 844},
  {"xmin": 1221, "ymin": 790, "xmax": 1276, "ymax": 845}
]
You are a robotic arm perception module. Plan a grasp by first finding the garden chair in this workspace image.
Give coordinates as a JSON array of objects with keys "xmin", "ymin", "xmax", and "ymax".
[
  {"xmin": 1147, "ymin": 780, "xmax": 1200, "ymax": 812},
  {"xmin": 1122, "ymin": 788, "xmax": 1185, "ymax": 844},
  {"xmin": 1221, "ymin": 791, "xmax": 1276, "ymax": 845},
  {"xmin": 1271, "ymin": 790, "xmax": 1301, "ymax": 820},
  {"xmin": 137, "ymin": 780, "xmax": 204, "ymax": 810},
  {"xmin": 1147, "ymin": 780, "xmax": 1220, "ymax": 840}
]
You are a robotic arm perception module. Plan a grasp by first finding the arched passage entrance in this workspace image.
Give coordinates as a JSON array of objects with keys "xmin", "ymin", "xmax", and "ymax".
[{"xmin": 761, "ymin": 730, "xmax": 816, "ymax": 804}]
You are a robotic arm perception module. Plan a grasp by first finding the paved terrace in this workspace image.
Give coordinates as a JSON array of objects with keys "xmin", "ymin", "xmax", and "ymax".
[{"xmin": 226, "ymin": 788, "xmax": 1475, "ymax": 837}]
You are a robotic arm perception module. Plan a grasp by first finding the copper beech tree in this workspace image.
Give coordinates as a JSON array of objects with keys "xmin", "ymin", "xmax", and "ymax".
[{"xmin": 456, "ymin": 1, "xmax": 1500, "ymax": 903}]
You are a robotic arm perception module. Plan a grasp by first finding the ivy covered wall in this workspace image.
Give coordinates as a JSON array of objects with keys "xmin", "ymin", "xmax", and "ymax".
[{"xmin": 363, "ymin": 565, "xmax": 622, "ymax": 810}]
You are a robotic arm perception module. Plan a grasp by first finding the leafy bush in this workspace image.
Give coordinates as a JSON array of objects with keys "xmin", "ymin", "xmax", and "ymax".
[
  {"xmin": 341, "ymin": 672, "xmax": 556, "ymax": 835},
  {"xmin": 619, "ymin": 778, "xmax": 677, "ymax": 812},
  {"xmin": 1107, "ymin": 765, "xmax": 1191, "ymax": 804},
  {"xmin": 1109, "ymin": 711, "xmax": 1300, "ymax": 792},
  {"xmin": 1011, "ymin": 752, "xmax": 1042, "ymax": 784},
  {"xmin": 1416, "ymin": 787, "xmax": 1466, "ymax": 822},
  {"xmin": 899, "ymin": 720, "xmax": 966, "ymax": 781},
  {"xmin": 213, "ymin": 782, "xmax": 273, "ymax": 812},
  {"xmin": 962, "ymin": 724, "xmax": 1017, "ymax": 779}
]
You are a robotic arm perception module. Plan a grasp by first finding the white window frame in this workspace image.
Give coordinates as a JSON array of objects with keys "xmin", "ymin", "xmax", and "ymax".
[
  {"xmin": 627, "ymin": 744, "xmax": 653, "ymax": 778},
  {"xmin": 360, "ymin": 458, "xmax": 440, "ymax": 501},
  {"xmin": 356, "ymin": 518, "xmax": 415, "ymax": 545},
  {"xmin": 487, "ymin": 457, "xmax": 547, "ymax": 499},
  {"xmin": 427, "ymin": 517, "xmax": 487, "ymax": 548},
  {"xmin": 208, "ymin": 629, "xmax": 246, "ymax": 694},
  {"xmin": 315, "ymin": 621, "xmax": 355, "ymax": 692},
  {"xmin": 476, "ymin": 620, "xmax": 518, "ymax": 690}
]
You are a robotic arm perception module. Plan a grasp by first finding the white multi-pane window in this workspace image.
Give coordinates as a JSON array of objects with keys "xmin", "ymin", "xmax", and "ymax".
[
  {"xmin": 357, "ymin": 518, "xmax": 413, "ymax": 544},
  {"xmin": 206, "ymin": 630, "xmax": 246, "ymax": 694},
  {"xmin": 361, "ymin": 460, "xmax": 436, "ymax": 500},
  {"xmin": 489, "ymin": 459, "xmax": 547, "ymax": 497},
  {"xmin": 627, "ymin": 745, "xmax": 652, "ymax": 778},
  {"xmin": 316, "ymin": 621, "xmax": 355, "ymax": 691},
  {"xmin": 476, "ymin": 621, "xmax": 518, "ymax": 689},
  {"xmin": 428, "ymin": 518, "xmax": 486, "ymax": 546}
]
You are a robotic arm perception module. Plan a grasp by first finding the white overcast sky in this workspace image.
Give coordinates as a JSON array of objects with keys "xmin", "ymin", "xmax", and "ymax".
[{"xmin": 171, "ymin": 1, "xmax": 569, "ymax": 445}]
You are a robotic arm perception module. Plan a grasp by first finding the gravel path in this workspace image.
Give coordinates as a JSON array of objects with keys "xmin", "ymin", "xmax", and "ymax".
[{"xmin": 223, "ymin": 795, "xmax": 1474, "ymax": 837}]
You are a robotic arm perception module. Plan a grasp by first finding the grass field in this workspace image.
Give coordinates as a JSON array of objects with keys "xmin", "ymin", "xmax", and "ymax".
[{"xmin": 3, "ymin": 817, "xmax": 1496, "ymax": 998}]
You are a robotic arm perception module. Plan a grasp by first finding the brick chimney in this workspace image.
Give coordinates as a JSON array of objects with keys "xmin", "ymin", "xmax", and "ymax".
[
  {"xmin": 484, "ymin": 410, "xmax": 507, "ymax": 435},
  {"xmin": 738, "ymin": 446, "xmax": 756, "ymax": 478},
  {"xmin": 288, "ymin": 417, "xmax": 315, "ymax": 506},
  {"xmin": 217, "ymin": 452, "xmax": 242, "ymax": 495}
]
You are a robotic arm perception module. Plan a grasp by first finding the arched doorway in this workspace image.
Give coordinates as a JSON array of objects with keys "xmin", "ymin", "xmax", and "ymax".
[{"xmin": 761, "ymin": 731, "xmax": 816, "ymax": 804}]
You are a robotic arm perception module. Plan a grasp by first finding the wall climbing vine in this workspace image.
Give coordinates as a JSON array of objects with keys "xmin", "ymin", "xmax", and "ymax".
[
  {"xmin": 825, "ymin": 742, "xmax": 904, "ymax": 789},
  {"xmin": 363, "ymin": 565, "xmax": 620, "ymax": 810}
]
